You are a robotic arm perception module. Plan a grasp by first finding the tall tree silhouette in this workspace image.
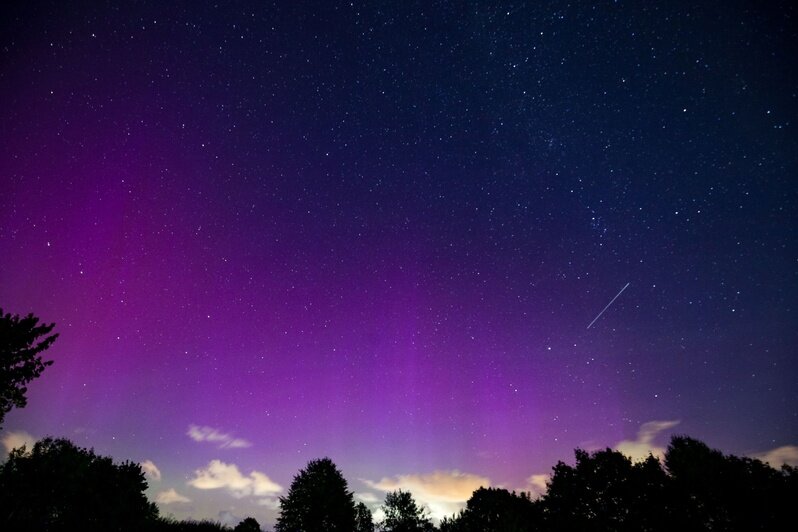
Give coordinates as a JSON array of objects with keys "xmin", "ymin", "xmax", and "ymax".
[
  {"xmin": 275, "ymin": 457, "xmax": 356, "ymax": 532},
  {"xmin": 355, "ymin": 501, "xmax": 375, "ymax": 532},
  {"xmin": 0, "ymin": 309, "xmax": 57, "ymax": 427},
  {"xmin": 379, "ymin": 490, "xmax": 433, "ymax": 532},
  {"xmin": 0, "ymin": 437, "xmax": 157, "ymax": 531}
]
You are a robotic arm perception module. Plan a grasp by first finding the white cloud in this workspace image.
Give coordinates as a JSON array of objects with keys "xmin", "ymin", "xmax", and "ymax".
[
  {"xmin": 355, "ymin": 491, "xmax": 380, "ymax": 504},
  {"xmin": 218, "ymin": 510, "xmax": 243, "ymax": 528},
  {"xmin": 363, "ymin": 470, "xmax": 490, "ymax": 522},
  {"xmin": 188, "ymin": 460, "xmax": 282, "ymax": 498},
  {"xmin": 257, "ymin": 497, "xmax": 281, "ymax": 510},
  {"xmin": 141, "ymin": 459, "xmax": 162, "ymax": 481},
  {"xmin": 616, "ymin": 420, "xmax": 680, "ymax": 462},
  {"xmin": 156, "ymin": 488, "xmax": 192, "ymax": 504},
  {"xmin": 751, "ymin": 445, "xmax": 798, "ymax": 467},
  {"xmin": 1, "ymin": 430, "xmax": 37, "ymax": 454},
  {"xmin": 187, "ymin": 425, "xmax": 252, "ymax": 449},
  {"xmin": 524, "ymin": 474, "xmax": 549, "ymax": 499}
]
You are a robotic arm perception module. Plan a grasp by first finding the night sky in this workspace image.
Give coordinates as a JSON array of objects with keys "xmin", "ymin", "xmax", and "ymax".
[{"xmin": 1, "ymin": 0, "xmax": 796, "ymax": 527}]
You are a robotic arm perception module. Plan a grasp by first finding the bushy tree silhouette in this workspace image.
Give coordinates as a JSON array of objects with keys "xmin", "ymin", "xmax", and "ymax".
[
  {"xmin": 665, "ymin": 435, "xmax": 796, "ymax": 531},
  {"xmin": 542, "ymin": 447, "xmax": 671, "ymax": 531},
  {"xmin": 355, "ymin": 501, "xmax": 375, "ymax": 532},
  {"xmin": 0, "ymin": 437, "xmax": 157, "ymax": 531},
  {"xmin": 233, "ymin": 517, "xmax": 261, "ymax": 532},
  {"xmin": 379, "ymin": 490, "xmax": 433, "ymax": 532},
  {"xmin": 444, "ymin": 487, "xmax": 540, "ymax": 531},
  {"xmin": 0, "ymin": 308, "xmax": 57, "ymax": 427},
  {"xmin": 275, "ymin": 457, "xmax": 356, "ymax": 531}
]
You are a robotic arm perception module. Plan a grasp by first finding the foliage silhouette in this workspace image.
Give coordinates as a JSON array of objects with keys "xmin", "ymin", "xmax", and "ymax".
[
  {"xmin": 664, "ymin": 435, "xmax": 797, "ymax": 531},
  {"xmin": 0, "ymin": 437, "xmax": 157, "ymax": 531},
  {"xmin": 150, "ymin": 517, "xmax": 231, "ymax": 531},
  {"xmin": 542, "ymin": 447, "xmax": 671, "ymax": 531},
  {"xmin": 379, "ymin": 490, "xmax": 434, "ymax": 532},
  {"xmin": 233, "ymin": 517, "xmax": 261, "ymax": 532},
  {"xmin": 0, "ymin": 308, "xmax": 57, "ymax": 427},
  {"xmin": 355, "ymin": 501, "xmax": 375, "ymax": 532},
  {"xmin": 0, "ymin": 422, "xmax": 791, "ymax": 532},
  {"xmin": 441, "ymin": 487, "xmax": 539, "ymax": 531},
  {"xmin": 275, "ymin": 457, "xmax": 356, "ymax": 531},
  {"xmin": 440, "ymin": 436, "xmax": 796, "ymax": 531}
]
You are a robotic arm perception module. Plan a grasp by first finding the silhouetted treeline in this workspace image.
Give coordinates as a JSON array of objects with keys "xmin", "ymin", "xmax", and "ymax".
[
  {"xmin": 440, "ymin": 436, "xmax": 797, "ymax": 532},
  {"xmin": 1, "ymin": 434, "xmax": 795, "ymax": 531},
  {"xmin": 0, "ymin": 437, "xmax": 157, "ymax": 531},
  {"xmin": 0, "ymin": 437, "xmax": 261, "ymax": 532}
]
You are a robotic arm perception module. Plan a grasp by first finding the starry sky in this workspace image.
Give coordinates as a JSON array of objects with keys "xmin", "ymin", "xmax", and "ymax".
[{"xmin": 1, "ymin": 0, "xmax": 796, "ymax": 527}]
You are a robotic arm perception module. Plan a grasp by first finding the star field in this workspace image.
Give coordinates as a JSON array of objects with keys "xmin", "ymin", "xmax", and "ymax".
[{"xmin": 1, "ymin": 0, "xmax": 796, "ymax": 526}]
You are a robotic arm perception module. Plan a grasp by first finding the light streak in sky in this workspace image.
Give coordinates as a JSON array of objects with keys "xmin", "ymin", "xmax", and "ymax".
[{"xmin": 587, "ymin": 282, "xmax": 630, "ymax": 329}]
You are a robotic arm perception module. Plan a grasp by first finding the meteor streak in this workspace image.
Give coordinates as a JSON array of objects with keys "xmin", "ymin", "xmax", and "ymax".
[{"xmin": 587, "ymin": 282, "xmax": 630, "ymax": 329}]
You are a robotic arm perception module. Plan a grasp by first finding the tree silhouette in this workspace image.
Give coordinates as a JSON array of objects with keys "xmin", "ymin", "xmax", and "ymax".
[
  {"xmin": 665, "ymin": 435, "xmax": 795, "ymax": 531},
  {"xmin": 0, "ymin": 309, "xmax": 57, "ymax": 427},
  {"xmin": 379, "ymin": 490, "xmax": 433, "ymax": 532},
  {"xmin": 275, "ymin": 457, "xmax": 356, "ymax": 532},
  {"xmin": 542, "ymin": 447, "xmax": 671, "ymax": 531},
  {"xmin": 0, "ymin": 437, "xmax": 157, "ymax": 531},
  {"xmin": 355, "ymin": 501, "xmax": 375, "ymax": 532},
  {"xmin": 233, "ymin": 517, "xmax": 261, "ymax": 532},
  {"xmin": 149, "ymin": 517, "xmax": 232, "ymax": 531},
  {"xmin": 445, "ymin": 487, "xmax": 541, "ymax": 531}
]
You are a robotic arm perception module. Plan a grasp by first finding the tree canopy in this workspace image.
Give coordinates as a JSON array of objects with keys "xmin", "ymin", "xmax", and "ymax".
[
  {"xmin": 275, "ymin": 457, "xmax": 356, "ymax": 532},
  {"xmin": 0, "ymin": 433, "xmax": 792, "ymax": 531},
  {"xmin": 379, "ymin": 490, "xmax": 434, "ymax": 532},
  {"xmin": 355, "ymin": 501, "xmax": 375, "ymax": 532},
  {"xmin": 441, "ymin": 437, "xmax": 796, "ymax": 532},
  {"xmin": 665, "ymin": 435, "xmax": 796, "ymax": 531},
  {"xmin": 233, "ymin": 517, "xmax": 261, "ymax": 532},
  {"xmin": 542, "ymin": 447, "xmax": 671, "ymax": 531},
  {"xmin": 0, "ymin": 308, "xmax": 58, "ymax": 427},
  {"xmin": 0, "ymin": 437, "xmax": 158, "ymax": 531},
  {"xmin": 441, "ymin": 487, "xmax": 539, "ymax": 532}
]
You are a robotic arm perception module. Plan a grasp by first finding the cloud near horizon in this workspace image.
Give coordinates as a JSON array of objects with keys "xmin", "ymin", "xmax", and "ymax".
[
  {"xmin": 140, "ymin": 459, "xmax": 162, "ymax": 481},
  {"xmin": 1, "ymin": 430, "xmax": 37, "ymax": 454},
  {"xmin": 615, "ymin": 420, "xmax": 680, "ymax": 462},
  {"xmin": 156, "ymin": 488, "xmax": 191, "ymax": 504},
  {"xmin": 751, "ymin": 445, "xmax": 798, "ymax": 467},
  {"xmin": 524, "ymin": 474, "xmax": 550, "ymax": 499},
  {"xmin": 257, "ymin": 497, "xmax": 281, "ymax": 510},
  {"xmin": 188, "ymin": 460, "xmax": 282, "ymax": 498},
  {"xmin": 355, "ymin": 491, "xmax": 381, "ymax": 504},
  {"xmin": 187, "ymin": 425, "xmax": 252, "ymax": 449},
  {"xmin": 363, "ymin": 470, "xmax": 490, "ymax": 521}
]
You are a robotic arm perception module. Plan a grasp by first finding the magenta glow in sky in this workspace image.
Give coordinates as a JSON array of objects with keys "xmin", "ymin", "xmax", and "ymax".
[{"xmin": 1, "ymin": 1, "xmax": 796, "ymax": 527}]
